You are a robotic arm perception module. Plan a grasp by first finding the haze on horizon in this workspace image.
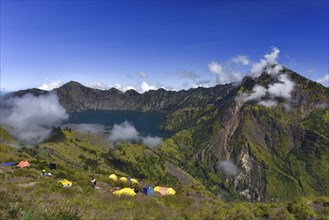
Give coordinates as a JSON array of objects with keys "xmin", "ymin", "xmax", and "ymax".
[{"xmin": 1, "ymin": 1, "xmax": 328, "ymax": 92}]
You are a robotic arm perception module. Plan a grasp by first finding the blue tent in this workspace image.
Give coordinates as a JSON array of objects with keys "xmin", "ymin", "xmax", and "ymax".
[
  {"xmin": 0, "ymin": 162, "xmax": 18, "ymax": 166},
  {"xmin": 142, "ymin": 187, "xmax": 155, "ymax": 196},
  {"xmin": 49, "ymin": 163, "xmax": 57, "ymax": 170}
]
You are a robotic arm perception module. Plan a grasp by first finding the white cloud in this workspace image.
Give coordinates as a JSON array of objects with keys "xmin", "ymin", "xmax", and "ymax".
[
  {"xmin": 268, "ymin": 74, "xmax": 294, "ymax": 99},
  {"xmin": 207, "ymin": 53, "xmax": 253, "ymax": 85},
  {"xmin": 242, "ymin": 85, "xmax": 267, "ymax": 101},
  {"xmin": 113, "ymin": 84, "xmax": 126, "ymax": 91},
  {"xmin": 142, "ymin": 136, "xmax": 163, "ymax": 148},
  {"xmin": 266, "ymin": 65, "xmax": 283, "ymax": 75},
  {"xmin": 191, "ymin": 80, "xmax": 214, "ymax": 89},
  {"xmin": 208, "ymin": 61, "xmax": 223, "ymax": 75},
  {"xmin": 38, "ymin": 79, "xmax": 63, "ymax": 91},
  {"xmin": 108, "ymin": 121, "xmax": 163, "ymax": 147},
  {"xmin": 0, "ymin": 93, "xmax": 68, "ymax": 144},
  {"xmin": 85, "ymin": 81, "xmax": 111, "ymax": 90},
  {"xmin": 258, "ymin": 100, "xmax": 277, "ymax": 107},
  {"xmin": 218, "ymin": 160, "xmax": 238, "ymax": 177},
  {"xmin": 232, "ymin": 72, "xmax": 244, "ymax": 82},
  {"xmin": 250, "ymin": 47, "xmax": 282, "ymax": 77},
  {"xmin": 140, "ymin": 81, "xmax": 157, "ymax": 93},
  {"xmin": 114, "ymin": 81, "xmax": 159, "ymax": 93},
  {"xmin": 126, "ymin": 86, "xmax": 136, "ymax": 91},
  {"xmin": 208, "ymin": 61, "xmax": 243, "ymax": 84},
  {"xmin": 238, "ymin": 74, "xmax": 295, "ymax": 107},
  {"xmin": 317, "ymin": 74, "xmax": 329, "ymax": 87},
  {"xmin": 231, "ymin": 55, "xmax": 250, "ymax": 65},
  {"xmin": 109, "ymin": 121, "xmax": 139, "ymax": 142},
  {"xmin": 84, "ymin": 81, "xmax": 161, "ymax": 93},
  {"xmin": 264, "ymin": 47, "xmax": 280, "ymax": 64}
]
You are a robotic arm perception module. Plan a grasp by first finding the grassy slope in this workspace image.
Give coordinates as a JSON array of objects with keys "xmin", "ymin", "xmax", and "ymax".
[{"xmin": 1, "ymin": 128, "xmax": 329, "ymax": 219}]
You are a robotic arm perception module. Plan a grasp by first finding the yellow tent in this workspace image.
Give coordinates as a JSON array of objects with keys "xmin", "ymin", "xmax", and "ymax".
[
  {"xmin": 113, "ymin": 188, "xmax": 136, "ymax": 197},
  {"xmin": 109, "ymin": 174, "xmax": 118, "ymax": 182},
  {"xmin": 58, "ymin": 179, "xmax": 72, "ymax": 187},
  {"xmin": 130, "ymin": 178, "xmax": 138, "ymax": 184},
  {"xmin": 119, "ymin": 177, "xmax": 128, "ymax": 182},
  {"xmin": 154, "ymin": 186, "xmax": 176, "ymax": 195},
  {"xmin": 167, "ymin": 188, "xmax": 176, "ymax": 195}
]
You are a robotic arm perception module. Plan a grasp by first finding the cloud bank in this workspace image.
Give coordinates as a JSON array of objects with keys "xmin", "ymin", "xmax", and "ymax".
[
  {"xmin": 108, "ymin": 121, "xmax": 162, "ymax": 147},
  {"xmin": 0, "ymin": 93, "xmax": 68, "ymax": 144}
]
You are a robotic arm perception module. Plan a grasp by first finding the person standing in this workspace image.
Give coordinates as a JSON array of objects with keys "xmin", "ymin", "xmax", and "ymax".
[{"xmin": 91, "ymin": 178, "xmax": 97, "ymax": 188}]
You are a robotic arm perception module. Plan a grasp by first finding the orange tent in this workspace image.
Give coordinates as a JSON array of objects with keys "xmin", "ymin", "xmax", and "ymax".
[{"xmin": 17, "ymin": 160, "xmax": 30, "ymax": 168}]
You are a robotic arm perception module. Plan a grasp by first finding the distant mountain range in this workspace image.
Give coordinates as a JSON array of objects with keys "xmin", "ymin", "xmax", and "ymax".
[{"xmin": 5, "ymin": 66, "xmax": 329, "ymax": 201}]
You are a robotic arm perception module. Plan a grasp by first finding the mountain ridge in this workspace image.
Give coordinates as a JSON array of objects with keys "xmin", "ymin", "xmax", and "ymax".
[{"xmin": 2, "ymin": 66, "xmax": 329, "ymax": 203}]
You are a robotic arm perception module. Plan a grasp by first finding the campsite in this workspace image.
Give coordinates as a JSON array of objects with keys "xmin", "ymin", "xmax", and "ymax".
[
  {"xmin": 1, "ymin": 0, "xmax": 329, "ymax": 218},
  {"xmin": 1, "ymin": 127, "xmax": 328, "ymax": 219}
]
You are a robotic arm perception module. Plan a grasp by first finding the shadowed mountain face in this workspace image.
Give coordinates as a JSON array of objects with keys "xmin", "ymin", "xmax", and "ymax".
[
  {"xmin": 54, "ymin": 81, "xmax": 234, "ymax": 113},
  {"xmin": 5, "ymin": 67, "xmax": 329, "ymax": 201}
]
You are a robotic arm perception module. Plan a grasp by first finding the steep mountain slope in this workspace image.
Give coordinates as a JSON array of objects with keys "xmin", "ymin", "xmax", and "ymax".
[
  {"xmin": 4, "ymin": 67, "xmax": 329, "ymax": 203},
  {"xmin": 161, "ymin": 68, "xmax": 329, "ymax": 202}
]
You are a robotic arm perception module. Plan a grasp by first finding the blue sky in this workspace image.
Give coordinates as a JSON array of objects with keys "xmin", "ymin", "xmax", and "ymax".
[{"xmin": 1, "ymin": 0, "xmax": 328, "ymax": 92}]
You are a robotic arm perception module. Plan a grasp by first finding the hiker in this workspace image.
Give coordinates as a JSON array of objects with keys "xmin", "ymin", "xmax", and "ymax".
[
  {"xmin": 41, "ymin": 170, "xmax": 52, "ymax": 176},
  {"xmin": 91, "ymin": 178, "xmax": 97, "ymax": 188}
]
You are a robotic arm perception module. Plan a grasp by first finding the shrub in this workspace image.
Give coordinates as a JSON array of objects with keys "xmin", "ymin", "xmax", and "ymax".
[{"xmin": 288, "ymin": 198, "xmax": 316, "ymax": 220}]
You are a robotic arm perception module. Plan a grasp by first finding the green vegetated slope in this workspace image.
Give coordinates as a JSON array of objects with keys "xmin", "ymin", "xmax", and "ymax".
[
  {"xmin": 1, "ymin": 128, "xmax": 329, "ymax": 220},
  {"xmin": 157, "ymin": 69, "xmax": 329, "ymax": 202},
  {"xmin": 2, "ymin": 67, "xmax": 329, "ymax": 219}
]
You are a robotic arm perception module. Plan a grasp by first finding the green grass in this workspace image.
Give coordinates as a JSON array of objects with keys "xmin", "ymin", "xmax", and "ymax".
[{"xmin": 1, "ymin": 117, "xmax": 329, "ymax": 219}]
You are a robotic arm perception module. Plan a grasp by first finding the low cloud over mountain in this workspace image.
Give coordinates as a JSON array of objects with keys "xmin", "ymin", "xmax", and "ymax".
[
  {"xmin": 237, "ymin": 47, "xmax": 295, "ymax": 107},
  {"xmin": 109, "ymin": 121, "xmax": 162, "ymax": 147},
  {"xmin": 218, "ymin": 160, "xmax": 239, "ymax": 177},
  {"xmin": 0, "ymin": 93, "xmax": 68, "ymax": 144}
]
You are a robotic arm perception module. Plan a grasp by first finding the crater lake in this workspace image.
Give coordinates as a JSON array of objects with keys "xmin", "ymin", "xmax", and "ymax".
[{"xmin": 66, "ymin": 110, "xmax": 174, "ymax": 138}]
